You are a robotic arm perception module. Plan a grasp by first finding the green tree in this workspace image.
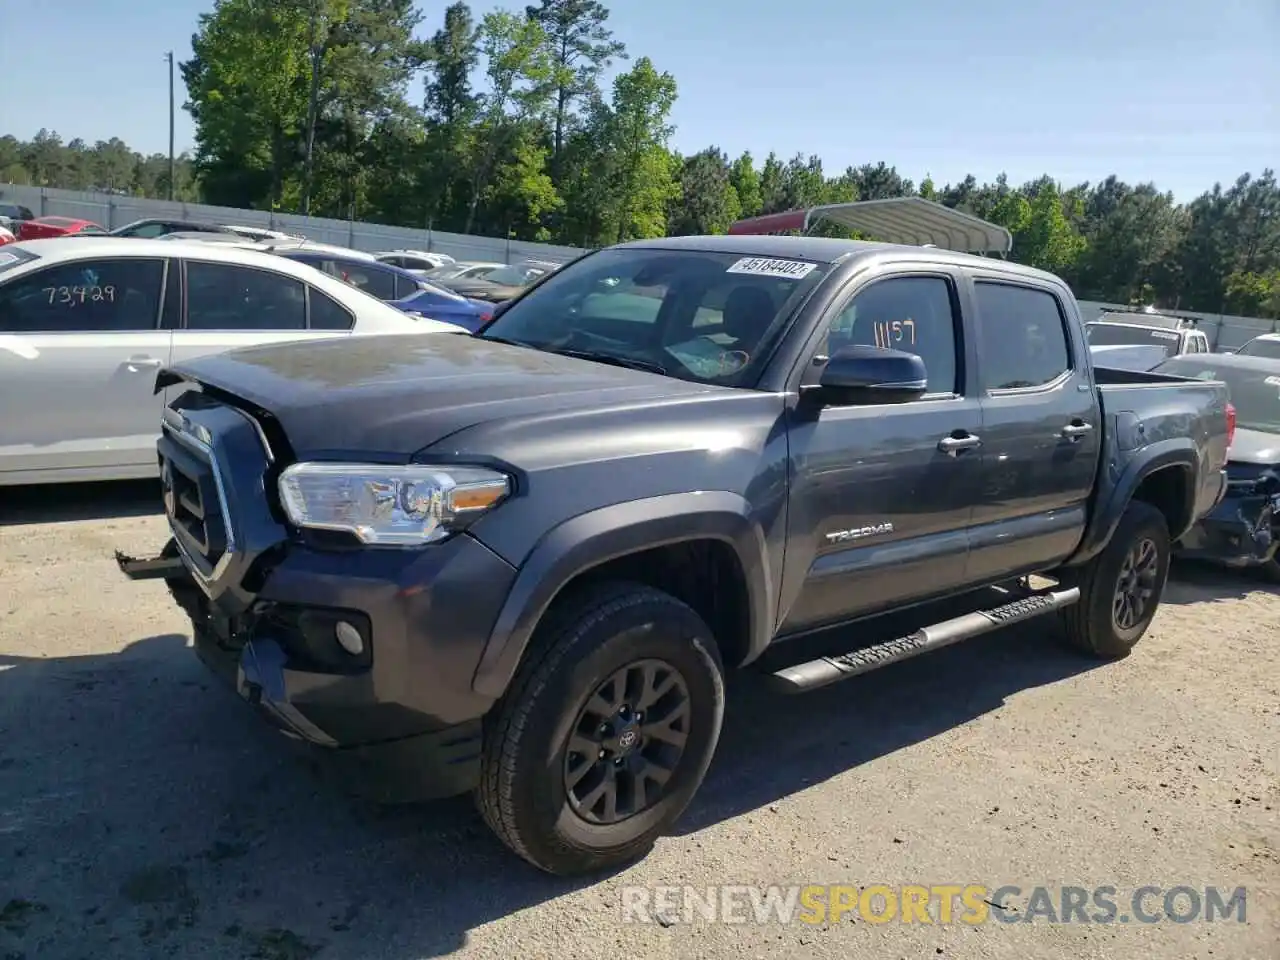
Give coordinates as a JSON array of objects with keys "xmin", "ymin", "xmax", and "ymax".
[
  {"xmin": 728, "ymin": 151, "xmax": 762, "ymax": 219},
  {"xmin": 182, "ymin": 0, "xmax": 309, "ymax": 208},
  {"xmin": 1225, "ymin": 269, "xmax": 1280, "ymax": 320},
  {"xmin": 669, "ymin": 147, "xmax": 738, "ymax": 236},
  {"xmin": 464, "ymin": 10, "xmax": 555, "ymax": 234},
  {"xmin": 421, "ymin": 1, "xmax": 481, "ymax": 229},
  {"xmin": 602, "ymin": 57, "xmax": 678, "ymax": 242},
  {"xmin": 525, "ymin": 0, "xmax": 626, "ymax": 167}
]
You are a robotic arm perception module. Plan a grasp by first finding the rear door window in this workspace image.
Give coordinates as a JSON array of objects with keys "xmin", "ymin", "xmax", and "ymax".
[
  {"xmin": 0, "ymin": 258, "xmax": 165, "ymax": 332},
  {"xmin": 393, "ymin": 274, "xmax": 422, "ymax": 299},
  {"xmin": 308, "ymin": 287, "xmax": 356, "ymax": 330},
  {"xmin": 185, "ymin": 261, "xmax": 306, "ymax": 330},
  {"xmin": 339, "ymin": 262, "xmax": 397, "ymax": 300},
  {"xmin": 975, "ymin": 282, "xmax": 1072, "ymax": 391}
]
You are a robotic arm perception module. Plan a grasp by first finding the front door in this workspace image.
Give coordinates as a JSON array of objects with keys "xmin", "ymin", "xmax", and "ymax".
[
  {"xmin": 778, "ymin": 271, "xmax": 984, "ymax": 636},
  {"xmin": 966, "ymin": 278, "xmax": 1100, "ymax": 583},
  {"xmin": 0, "ymin": 256, "xmax": 170, "ymax": 481}
]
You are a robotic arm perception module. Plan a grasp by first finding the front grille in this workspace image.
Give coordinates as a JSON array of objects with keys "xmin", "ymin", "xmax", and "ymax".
[{"xmin": 159, "ymin": 407, "xmax": 235, "ymax": 579}]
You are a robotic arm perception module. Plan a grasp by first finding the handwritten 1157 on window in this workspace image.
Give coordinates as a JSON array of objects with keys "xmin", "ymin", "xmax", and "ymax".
[{"xmin": 873, "ymin": 318, "xmax": 915, "ymax": 348}]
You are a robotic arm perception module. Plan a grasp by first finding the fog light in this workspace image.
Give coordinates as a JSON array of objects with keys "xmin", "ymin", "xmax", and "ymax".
[{"xmin": 334, "ymin": 620, "xmax": 364, "ymax": 656}]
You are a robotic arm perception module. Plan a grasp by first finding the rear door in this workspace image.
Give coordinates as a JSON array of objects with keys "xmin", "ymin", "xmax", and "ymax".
[
  {"xmin": 965, "ymin": 277, "xmax": 1100, "ymax": 582},
  {"xmin": 167, "ymin": 259, "xmax": 353, "ymax": 370},
  {"xmin": 779, "ymin": 268, "xmax": 985, "ymax": 634},
  {"xmin": 0, "ymin": 255, "xmax": 171, "ymax": 480}
]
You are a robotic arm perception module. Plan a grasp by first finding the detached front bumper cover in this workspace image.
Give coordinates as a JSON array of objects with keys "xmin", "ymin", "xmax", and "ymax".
[{"xmin": 115, "ymin": 549, "xmax": 187, "ymax": 580}]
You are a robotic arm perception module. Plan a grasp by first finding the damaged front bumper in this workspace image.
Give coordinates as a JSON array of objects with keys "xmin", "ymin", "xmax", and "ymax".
[{"xmin": 1175, "ymin": 469, "xmax": 1280, "ymax": 570}]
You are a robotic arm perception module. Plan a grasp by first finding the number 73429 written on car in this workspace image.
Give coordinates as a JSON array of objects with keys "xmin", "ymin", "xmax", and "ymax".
[{"xmin": 43, "ymin": 284, "xmax": 116, "ymax": 306}]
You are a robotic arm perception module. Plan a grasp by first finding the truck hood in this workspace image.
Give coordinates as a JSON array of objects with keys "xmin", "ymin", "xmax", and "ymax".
[
  {"xmin": 158, "ymin": 332, "xmax": 718, "ymax": 460},
  {"xmin": 1227, "ymin": 426, "xmax": 1280, "ymax": 467}
]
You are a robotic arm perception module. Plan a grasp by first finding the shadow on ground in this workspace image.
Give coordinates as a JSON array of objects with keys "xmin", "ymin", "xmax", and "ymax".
[
  {"xmin": 0, "ymin": 604, "xmax": 1102, "ymax": 959},
  {"xmin": 1162, "ymin": 558, "xmax": 1280, "ymax": 605},
  {"xmin": 0, "ymin": 479, "xmax": 162, "ymax": 526}
]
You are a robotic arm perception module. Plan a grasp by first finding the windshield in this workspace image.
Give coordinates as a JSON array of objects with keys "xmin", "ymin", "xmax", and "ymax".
[
  {"xmin": 1157, "ymin": 357, "xmax": 1280, "ymax": 433},
  {"xmin": 478, "ymin": 246, "xmax": 831, "ymax": 387},
  {"xmin": 1237, "ymin": 338, "xmax": 1280, "ymax": 360},
  {"xmin": 1085, "ymin": 323, "xmax": 1181, "ymax": 358}
]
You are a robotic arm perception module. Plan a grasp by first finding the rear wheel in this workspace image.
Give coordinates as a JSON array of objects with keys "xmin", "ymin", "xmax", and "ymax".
[
  {"xmin": 1060, "ymin": 501, "xmax": 1171, "ymax": 659},
  {"xmin": 476, "ymin": 582, "xmax": 725, "ymax": 876}
]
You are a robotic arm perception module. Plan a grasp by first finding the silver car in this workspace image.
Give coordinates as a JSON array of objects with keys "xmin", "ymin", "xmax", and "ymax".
[{"xmin": 0, "ymin": 238, "xmax": 465, "ymax": 486}]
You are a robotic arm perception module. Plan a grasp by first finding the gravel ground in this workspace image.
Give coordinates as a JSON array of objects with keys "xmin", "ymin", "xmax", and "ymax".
[{"xmin": 0, "ymin": 480, "xmax": 1276, "ymax": 960}]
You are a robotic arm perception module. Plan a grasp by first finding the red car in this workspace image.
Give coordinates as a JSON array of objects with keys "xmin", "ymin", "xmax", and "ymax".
[{"xmin": 16, "ymin": 216, "xmax": 108, "ymax": 240}]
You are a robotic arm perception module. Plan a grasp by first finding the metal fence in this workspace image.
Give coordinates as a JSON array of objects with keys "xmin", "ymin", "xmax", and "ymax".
[
  {"xmin": 0, "ymin": 183, "xmax": 585, "ymax": 266},
  {"xmin": 4, "ymin": 182, "xmax": 1276, "ymax": 349}
]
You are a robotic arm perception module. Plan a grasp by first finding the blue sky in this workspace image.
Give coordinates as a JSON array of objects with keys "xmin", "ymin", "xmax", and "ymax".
[{"xmin": 0, "ymin": 0, "xmax": 1275, "ymax": 201}]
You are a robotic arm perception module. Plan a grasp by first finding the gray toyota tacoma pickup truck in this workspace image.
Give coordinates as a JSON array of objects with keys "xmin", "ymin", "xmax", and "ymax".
[{"xmin": 118, "ymin": 235, "xmax": 1232, "ymax": 876}]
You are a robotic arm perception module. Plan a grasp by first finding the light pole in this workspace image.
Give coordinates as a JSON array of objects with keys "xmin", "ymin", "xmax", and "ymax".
[{"xmin": 165, "ymin": 51, "xmax": 175, "ymax": 201}]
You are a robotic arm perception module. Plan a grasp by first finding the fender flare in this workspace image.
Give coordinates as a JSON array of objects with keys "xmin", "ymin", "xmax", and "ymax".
[
  {"xmin": 1069, "ymin": 438, "xmax": 1199, "ymax": 565},
  {"xmin": 471, "ymin": 491, "xmax": 773, "ymax": 698}
]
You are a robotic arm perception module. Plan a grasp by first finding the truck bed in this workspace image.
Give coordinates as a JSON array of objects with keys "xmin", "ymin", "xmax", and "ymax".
[
  {"xmin": 1092, "ymin": 365, "xmax": 1201, "ymax": 386},
  {"xmin": 1090, "ymin": 366, "xmax": 1232, "ymax": 546}
]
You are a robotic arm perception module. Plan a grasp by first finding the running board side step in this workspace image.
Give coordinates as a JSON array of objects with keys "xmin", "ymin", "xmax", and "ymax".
[{"xmin": 769, "ymin": 587, "xmax": 1081, "ymax": 694}]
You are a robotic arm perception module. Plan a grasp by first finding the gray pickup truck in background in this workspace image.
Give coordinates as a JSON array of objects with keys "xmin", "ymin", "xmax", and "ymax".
[{"xmin": 119, "ymin": 235, "xmax": 1232, "ymax": 876}]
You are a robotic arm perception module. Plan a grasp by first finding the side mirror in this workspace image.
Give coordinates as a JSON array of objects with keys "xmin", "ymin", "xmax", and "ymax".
[
  {"xmin": 808, "ymin": 345, "xmax": 928, "ymax": 406},
  {"xmin": 490, "ymin": 299, "xmax": 511, "ymax": 320}
]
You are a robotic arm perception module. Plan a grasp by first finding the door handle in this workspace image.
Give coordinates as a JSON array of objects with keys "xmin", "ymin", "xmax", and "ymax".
[
  {"xmin": 938, "ymin": 433, "xmax": 982, "ymax": 455},
  {"xmin": 1061, "ymin": 421, "xmax": 1093, "ymax": 439},
  {"xmin": 123, "ymin": 356, "xmax": 163, "ymax": 373}
]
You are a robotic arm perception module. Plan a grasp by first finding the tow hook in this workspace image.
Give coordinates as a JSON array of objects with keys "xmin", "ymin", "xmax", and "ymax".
[{"xmin": 114, "ymin": 550, "xmax": 187, "ymax": 581}]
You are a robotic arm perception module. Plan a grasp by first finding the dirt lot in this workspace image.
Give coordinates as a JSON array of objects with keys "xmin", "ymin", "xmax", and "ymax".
[{"xmin": 0, "ymin": 481, "xmax": 1276, "ymax": 960}]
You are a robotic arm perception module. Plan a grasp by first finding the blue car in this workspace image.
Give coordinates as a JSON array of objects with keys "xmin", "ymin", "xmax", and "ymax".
[
  {"xmin": 390, "ymin": 288, "xmax": 496, "ymax": 333},
  {"xmin": 275, "ymin": 248, "xmax": 429, "ymax": 302}
]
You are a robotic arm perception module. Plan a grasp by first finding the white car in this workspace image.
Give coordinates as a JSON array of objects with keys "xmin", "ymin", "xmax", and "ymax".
[
  {"xmin": 1232, "ymin": 333, "xmax": 1280, "ymax": 359},
  {"xmin": 374, "ymin": 249, "xmax": 456, "ymax": 273},
  {"xmin": 0, "ymin": 238, "xmax": 466, "ymax": 487}
]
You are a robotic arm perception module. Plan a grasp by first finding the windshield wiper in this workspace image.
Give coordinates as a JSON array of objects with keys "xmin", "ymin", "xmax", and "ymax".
[{"xmin": 547, "ymin": 348, "xmax": 667, "ymax": 375}]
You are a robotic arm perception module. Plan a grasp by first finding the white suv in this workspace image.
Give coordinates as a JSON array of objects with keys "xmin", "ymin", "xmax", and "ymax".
[{"xmin": 374, "ymin": 249, "xmax": 457, "ymax": 273}]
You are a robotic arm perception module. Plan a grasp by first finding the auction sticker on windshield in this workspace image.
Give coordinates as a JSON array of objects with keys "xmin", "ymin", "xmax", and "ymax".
[{"xmin": 725, "ymin": 257, "xmax": 817, "ymax": 280}]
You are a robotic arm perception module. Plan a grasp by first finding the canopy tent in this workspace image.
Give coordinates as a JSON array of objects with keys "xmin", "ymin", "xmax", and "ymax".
[{"xmin": 726, "ymin": 197, "xmax": 1013, "ymax": 255}]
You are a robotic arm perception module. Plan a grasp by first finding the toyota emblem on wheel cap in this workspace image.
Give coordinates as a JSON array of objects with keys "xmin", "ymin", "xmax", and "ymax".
[{"xmin": 618, "ymin": 730, "xmax": 637, "ymax": 749}]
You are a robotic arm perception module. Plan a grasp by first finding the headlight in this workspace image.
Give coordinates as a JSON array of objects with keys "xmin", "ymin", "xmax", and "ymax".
[{"xmin": 278, "ymin": 463, "xmax": 510, "ymax": 545}]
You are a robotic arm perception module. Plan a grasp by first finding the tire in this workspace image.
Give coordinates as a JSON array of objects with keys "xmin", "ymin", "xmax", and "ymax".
[
  {"xmin": 476, "ymin": 581, "xmax": 726, "ymax": 876},
  {"xmin": 1060, "ymin": 500, "xmax": 1171, "ymax": 659}
]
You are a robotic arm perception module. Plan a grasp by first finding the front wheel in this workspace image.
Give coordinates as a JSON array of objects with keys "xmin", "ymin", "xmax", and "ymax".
[
  {"xmin": 476, "ymin": 582, "xmax": 725, "ymax": 876},
  {"xmin": 1060, "ymin": 500, "xmax": 1171, "ymax": 659}
]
